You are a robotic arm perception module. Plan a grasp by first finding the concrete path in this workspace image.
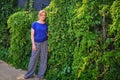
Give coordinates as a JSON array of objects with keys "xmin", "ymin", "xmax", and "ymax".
[{"xmin": 0, "ymin": 60, "xmax": 39, "ymax": 80}]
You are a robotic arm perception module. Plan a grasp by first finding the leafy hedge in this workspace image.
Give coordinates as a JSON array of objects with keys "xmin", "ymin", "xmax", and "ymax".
[
  {"xmin": 7, "ymin": 11, "xmax": 38, "ymax": 69},
  {"xmin": 0, "ymin": 0, "xmax": 18, "ymax": 62},
  {"xmin": 45, "ymin": 0, "xmax": 120, "ymax": 80},
  {"xmin": 7, "ymin": 0, "xmax": 120, "ymax": 80},
  {"xmin": 0, "ymin": 0, "xmax": 16, "ymax": 48}
]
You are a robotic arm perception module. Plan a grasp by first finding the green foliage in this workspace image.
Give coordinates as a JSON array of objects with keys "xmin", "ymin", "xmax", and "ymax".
[
  {"xmin": 101, "ymin": 1, "xmax": 120, "ymax": 80},
  {"xmin": 71, "ymin": 1, "xmax": 102, "ymax": 79},
  {"xmin": 0, "ymin": 48, "xmax": 9, "ymax": 62},
  {"xmin": 103, "ymin": 50, "xmax": 120, "ymax": 80},
  {"xmin": 110, "ymin": 0, "xmax": 120, "ymax": 49},
  {"xmin": 0, "ymin": 0, "xmax": 16, "ymax": 48},
  {"xmin": 45, "ymin": 0, "xmax": 76, "ymax": 79},
  {"xmin": 7, "ymin": 11, "xmax": 38, "ymax": 69},
  {"xmin": 45, "ymin": 0, "xmax": 120, "ymax": 80},
  {"xmin": 6, "ymin": 0, "xmax": 120, "ymax": 80}
]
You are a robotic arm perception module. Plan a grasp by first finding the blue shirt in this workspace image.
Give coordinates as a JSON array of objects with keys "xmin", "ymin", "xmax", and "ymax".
[{"xmin": 31, "ymin": 21, "xmax": 48, "ymax": 42}]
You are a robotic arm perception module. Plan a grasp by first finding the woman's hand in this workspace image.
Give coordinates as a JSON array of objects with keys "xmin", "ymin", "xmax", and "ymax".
[{"xmin": 32, "ymin": 44, "xmax": 36, "ymax": 51}]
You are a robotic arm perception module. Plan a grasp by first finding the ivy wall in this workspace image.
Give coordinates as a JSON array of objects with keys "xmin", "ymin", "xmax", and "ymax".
[{"xmin": 1, "ymin": 0, "xmax": 120, "ymax": 80}]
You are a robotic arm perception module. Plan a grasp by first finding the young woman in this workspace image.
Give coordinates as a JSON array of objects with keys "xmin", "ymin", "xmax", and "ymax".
[{"xmin": 24, "ymin": 10, "xmax": 48, "ymax": 80}]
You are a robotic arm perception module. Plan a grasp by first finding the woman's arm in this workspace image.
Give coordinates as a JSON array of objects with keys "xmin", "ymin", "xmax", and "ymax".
[{"xmin": 31, "ymin": 28, "xmax": 36, "ymax": 51}]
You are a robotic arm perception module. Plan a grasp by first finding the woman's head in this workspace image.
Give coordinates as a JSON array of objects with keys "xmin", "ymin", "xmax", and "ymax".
[{"xmin": 38, "ymin": 10, "xmax": 47, "ymax": 21}]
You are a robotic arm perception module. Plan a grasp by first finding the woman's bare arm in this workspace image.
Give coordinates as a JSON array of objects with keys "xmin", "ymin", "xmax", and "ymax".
[{"xmin": 31, "ymin": 28, "xmax": 36, "ymax": 51}]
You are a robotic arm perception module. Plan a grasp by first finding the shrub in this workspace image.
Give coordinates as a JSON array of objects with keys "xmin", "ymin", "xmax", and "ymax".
[
  {"xmin": 7, "ymin": 11, "xmax": 38, "ymax": 69},
  {"xmin": 0, "ymin": 0, "xmax": 17, "ymax": 48},
  {"xmin": 7, "ymin": 0, "xmax": 120, "ymax": 80}
]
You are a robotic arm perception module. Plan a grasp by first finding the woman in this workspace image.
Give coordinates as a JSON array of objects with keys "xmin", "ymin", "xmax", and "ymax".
[{"xmin": 24, "ymin": 10, "xmax": 48, "ymax": 80}]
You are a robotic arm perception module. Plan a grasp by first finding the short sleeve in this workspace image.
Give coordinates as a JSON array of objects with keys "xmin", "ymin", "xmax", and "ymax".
[{"xmin": 31, "ymin": 22, "xmax": 36, "ymax": 30}]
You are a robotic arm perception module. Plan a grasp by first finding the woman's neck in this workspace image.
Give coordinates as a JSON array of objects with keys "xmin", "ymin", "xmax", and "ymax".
[{"xmin": 38, "ymin": 20, "xmax": 45, "ymax": 24}]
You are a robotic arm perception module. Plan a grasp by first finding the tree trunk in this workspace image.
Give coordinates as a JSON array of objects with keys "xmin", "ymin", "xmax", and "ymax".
[{"xmin": 102, "ymin": 16, "xmax": 106, "ymax": 44}]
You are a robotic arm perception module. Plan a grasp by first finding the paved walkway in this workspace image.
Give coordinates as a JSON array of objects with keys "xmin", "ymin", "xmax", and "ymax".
[{"xmin": 0, "ymin": 60, "xmax": 39, "ymax": 80}]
